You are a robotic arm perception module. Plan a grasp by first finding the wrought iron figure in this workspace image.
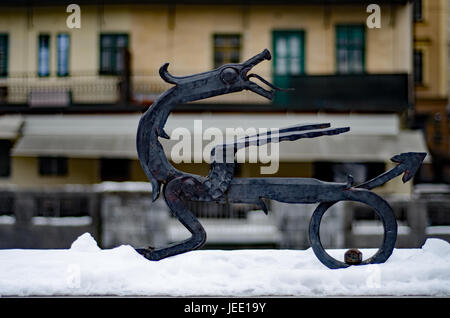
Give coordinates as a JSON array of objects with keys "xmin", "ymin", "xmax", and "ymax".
[{"xmin": 135, "ymin": 49, "xmax": 426, "ymax": 269}]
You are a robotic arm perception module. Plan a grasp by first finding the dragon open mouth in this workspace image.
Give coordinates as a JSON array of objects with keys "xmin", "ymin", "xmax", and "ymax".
[
  {"xmin": 240, "ymin": 49, "xmax": 294, "ymax": 99},
  {"xmin": 246, "ymin": 73, "xmax": 294, "ymax": 92}
]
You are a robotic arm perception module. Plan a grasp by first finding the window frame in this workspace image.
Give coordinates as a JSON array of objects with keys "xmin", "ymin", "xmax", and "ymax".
[
  {"xmin": 213, "ymin": 34, "xmax": 242, "ymax": 69},
  {"xmin": 272, "ymin": 30, "xmax": 306, "ymax": 77},
  {"xmin": 99, "ymin": 33, "xmax": 129, "ymax": 76},
  {"xmin": 38, "ymin": 34, "xmax": 51, "ymax": 77},
  {"xmin": 100, "ymin": 158, "xmax": 131, "ymax": 181},
  {"xmin": 38, "ymin": 156, "xmax": 68, "ymax": 177},
  {"xmin": 57, "ymin": 33, "xmax": 70, "ymax": 77},
  {"xmin": 0, "ymin": 33, "xmax": 8, "ymax": 78},
  {"xmin": 413, "ymin": 49, "xmax": 424, "ymax": 86},
  {"xmin": 413, "ymin": 0, "xmax": 423, "ymax": 22},
  {"xmin": 335, "ymin": 24, "xmax": 366, "ymax": 74},
  {"xmin": 0, "ymin": 140, "xmax": 12, "ymax": 178}
]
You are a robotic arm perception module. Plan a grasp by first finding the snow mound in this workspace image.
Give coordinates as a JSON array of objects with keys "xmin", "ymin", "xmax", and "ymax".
[
  {"xmin": 70, "ymin": 233, "xmax": 100, "ymax": 252},
  {"xmin": 0, "ymin": 232, "xmax": 449, "ymax": 296},
  {"xmin": 421, "ymin": 238, "xmax": 450, "ymax": 256}
]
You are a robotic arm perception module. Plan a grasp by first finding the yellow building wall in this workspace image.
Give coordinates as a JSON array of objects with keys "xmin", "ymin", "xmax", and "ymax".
[
  {"xmin": 128, "ymin": 3, "xmax": 412, "ymax": 103},
  {"xmin": 130, "ymin": 4, "xmax": 412, "ymax": 74},
  {"xmin": 3, "ymin": 157, "xmax": 152, "ymax": 186},
  {"xmin": 0, "ymin": 5, "xmax": 132, "ymax": 103},
  {"xmin": 0, "ymin": 157, "xmax": 100, "ymax": 187},
  {"xmin": 0, "ymin": 3, "xmax": 413, "ymax": 104}
]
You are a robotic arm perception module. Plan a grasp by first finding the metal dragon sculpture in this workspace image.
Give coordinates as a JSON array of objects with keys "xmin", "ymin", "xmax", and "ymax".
[{"xmin": 135, "ymin": 49, "xmax": 426, "ymax": 269}]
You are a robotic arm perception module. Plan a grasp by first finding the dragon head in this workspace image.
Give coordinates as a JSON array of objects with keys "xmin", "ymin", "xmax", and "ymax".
[{"xmin": 159, "ymin": 49, "xmax": 288, "ymax": 102}]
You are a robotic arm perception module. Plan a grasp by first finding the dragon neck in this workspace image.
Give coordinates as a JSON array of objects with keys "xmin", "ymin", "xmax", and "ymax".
[{"xmin": 137, "ymin": 87, "xmax": 184, "ymax": 200}]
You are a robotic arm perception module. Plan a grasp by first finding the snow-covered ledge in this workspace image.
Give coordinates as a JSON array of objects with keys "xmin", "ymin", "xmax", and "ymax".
[{"xmin": 0, "ymin": 233, "xmax": 449, "ymax": 297}]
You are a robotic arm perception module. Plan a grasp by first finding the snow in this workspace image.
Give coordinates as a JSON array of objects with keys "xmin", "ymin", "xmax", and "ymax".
[
  {"xmin": 31, "ymin": 216, "xmax": 92, "ymax": 226},
  {"xmin": 0, "ymin": 233, "xmax": 449, "ymax": 296},
  {"xmin": 93, "ymin": 181, "xmax": 152, "ymax": 192},
  {"xmin": 426, "ymin": 226, "xmax": 450, "ymax": 235},
  {"xmin": 352, "ymin": 221, "xmax": 412, "ymax": 235},
  {"xmin": 0, "ymin": 215, "xmax": 15, "ymax": 225}
]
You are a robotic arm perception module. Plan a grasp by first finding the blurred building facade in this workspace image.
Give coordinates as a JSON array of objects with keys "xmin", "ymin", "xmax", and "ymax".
[
  {"xmin": 411, "ymin": 0, "xmax": 449, "ymax": 183},
  {"xmin": 1, "ymin": 0, "xmax": 445, "ymax": 250},
  {"xmin": 0, "ymin": 0, "xmax": 426, "ymax": 190}
]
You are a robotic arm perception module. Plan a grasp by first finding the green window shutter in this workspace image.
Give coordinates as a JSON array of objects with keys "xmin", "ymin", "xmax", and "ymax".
[
  {"xmin": 273, "ymin": 30, "xmax": 305, "ymax": 76},
  {"xmin": 0, "ymin": 34, "xmax": 8, "ymax": 77},
  {"xmin": 336, "ymin": 25, "xmax": 365, "ymax": 74},
  {"xmin": 272, "ymin": 30, "xmax": 305, "ymax": 106}
]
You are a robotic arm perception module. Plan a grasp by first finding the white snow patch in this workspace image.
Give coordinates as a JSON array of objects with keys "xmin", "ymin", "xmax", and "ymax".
[
  {"xmin": 426, "ymin": 226, "xmax": 450, "ymax": 235},
  {"xmin": 32, "ymin": 216, "xmax": 92, "ymax": 227},
  {"xmin": 69, "ymin": 233, "xmax": 100, "ymax": 252},
  {"xmin": 421, "ymin": 238, "xmax": 450, "ymax": 256},
  {"xmin": 0, "ymin": 233, "xmax": 449, "ymax": 296},
  {"xmin": 93, "ymin": 182, "xmax": 152, "ymax": 192},
  {"xmin": 0, "ymin": 215, "xmax": 15, "ymax": 225}
]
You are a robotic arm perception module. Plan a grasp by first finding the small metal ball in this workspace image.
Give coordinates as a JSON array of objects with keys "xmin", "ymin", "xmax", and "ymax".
[{"xmin": 344, "ymin": 248, "xmax": 363, "ymax": 265}]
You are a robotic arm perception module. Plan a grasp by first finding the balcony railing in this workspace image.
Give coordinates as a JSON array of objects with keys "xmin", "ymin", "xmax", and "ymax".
[
  {"xmin": 0, "ymin": 72, "xmax": 412, "ymax": 113},
  {"xmin": 272, "ymin": 73, "xmax": 412, "ymax": 112},
  {"xmin": 0, "ymin": 71, "xmax": 170, "ymax": 110}
]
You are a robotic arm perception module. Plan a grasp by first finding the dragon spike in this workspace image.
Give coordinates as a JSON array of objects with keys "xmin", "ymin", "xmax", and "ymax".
[
  {"xmin": 150, "ymin": 177, "xmax": 161, "ymax": 201},
  {"xmin": 159, "ymin": 63, "xmax": 182, "ymax": 85},
  {"xmin": 258, "ymin": 198, "xmax": 269, "ymax": 215},
  {"xmin": 390, "ymin": 152, "xmax": 427, "ymax": 183},
  {"xmin": 157, "ymin": 127, "xmax": 170, "ymax": 139}
]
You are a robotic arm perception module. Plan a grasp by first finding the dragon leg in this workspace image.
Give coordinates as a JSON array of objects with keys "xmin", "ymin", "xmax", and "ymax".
[{"xmin": 136, "ymin": 177, "xmax": 207, "ymax": 261}]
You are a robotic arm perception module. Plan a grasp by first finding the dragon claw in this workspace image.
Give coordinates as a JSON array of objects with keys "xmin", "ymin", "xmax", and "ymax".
[{"xmin": 136, "ymin": 247, "xmax": 157, "ymax": 260}]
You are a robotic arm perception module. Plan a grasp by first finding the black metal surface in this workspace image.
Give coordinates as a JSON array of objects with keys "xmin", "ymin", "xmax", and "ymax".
[{"xmin": 135, "ymin": 49, "xmax": 426, "ymax": 269}]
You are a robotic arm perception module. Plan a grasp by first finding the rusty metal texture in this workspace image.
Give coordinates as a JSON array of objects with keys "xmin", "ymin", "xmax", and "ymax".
[{"xmin": 135, "ymin": 49, "xmax": 426, "ymax": 269}]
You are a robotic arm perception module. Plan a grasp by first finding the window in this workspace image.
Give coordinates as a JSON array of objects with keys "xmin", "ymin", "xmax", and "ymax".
[
  {"xmin": 39, "ymin": 157, "xmax": 68, "ymax": 176},
  {"xmin": 99, "ymin": 34, "xmax": 129, "ymax": 75},
  {"xmin": 100, "ymin": 158, "xmax": 130, "ymax": 181},
  {"xmin": 57, "ymin": 34, "xmax": 70, "ymax": 77},
  {"xmin": 414, "ymin": 49, "xmax": 423, "ymax": 85},
  {"xmin": 35, "ymin": 196, "xmax": 91, "ymax": 217},
  {"xmin": 413, "ymin": 0, "xmax": 423, "ymax": 22},
  {"xmin": 0, "ymin": 140, "xmax": 12, "ymax": 177},
  {"xmin": 38, "ymin": 34, "xmax": 50, "ymax": 77},
  {"xmin": 0, "ymin": 34, "xmax": 8, "ymax": 77},
  {"xmin": 213, "ymin": 34, "xmax": 241, "ymax": 68},
  {"xmin": 336, "ymin": 25, "xmax": 365, "ymax": 74},
  {"xmin": 272, "ymin": 30, "xmax": 305, "ymax": 105},
  {"xmin": 273, "ymin": 31, "xmax": 305, "ymax": 76}
]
